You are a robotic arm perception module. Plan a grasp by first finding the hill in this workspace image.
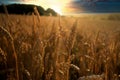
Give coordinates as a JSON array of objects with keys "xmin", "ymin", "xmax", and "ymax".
[{"xmin": 0, "ymin": 4, "xmax": 58, "ymax": 16}]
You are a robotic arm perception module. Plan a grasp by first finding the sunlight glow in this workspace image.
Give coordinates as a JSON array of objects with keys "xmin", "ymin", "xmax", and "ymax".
[
  {"xmin": 19, "ymin": 0, "xmax": 72, "ymax": 15},
  {"xmin": 51, "ymin": 5, "xmax": 63, "ymax": 15},
  {"xmin": 32, "ymin": 0, "xmax": 71, "ymax": 15}
]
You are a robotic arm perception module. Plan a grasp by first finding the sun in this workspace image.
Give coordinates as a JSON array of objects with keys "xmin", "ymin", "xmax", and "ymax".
[
  {"xmin": 32, "ymin": 0, "xmax": 72, "ymax": 15},
  {"xmin": 51, "ymin": 5, "xmax": 63, "ymax": 15},
  {"xmin": 32, "ymin": 0, "xmax": 71, "ymax": 15}
]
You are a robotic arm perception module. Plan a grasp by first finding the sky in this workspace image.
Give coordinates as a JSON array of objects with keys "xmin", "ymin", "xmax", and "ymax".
[{"xmin": 0, "ymin": 0, "xmax": 120, "ymax": 15}]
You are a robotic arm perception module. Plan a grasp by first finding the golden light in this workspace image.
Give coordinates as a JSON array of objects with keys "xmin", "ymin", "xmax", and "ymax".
[
  {"xmin": 37, "ymin": 0, "xmax": 72, "ymax": 15},
  {"xmin": 24, "ymin": 0, "xmax": 72, "ymax": 15},
  {"xmin": 51, "ymin": 5, "xmax": 63, "ymax": 15}
]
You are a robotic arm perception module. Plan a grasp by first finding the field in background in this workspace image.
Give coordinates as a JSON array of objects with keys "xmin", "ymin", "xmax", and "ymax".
[
  {"xmin": 0, "ymin": 13, "xmax": 120, "ymax": 80},
  {"xmin": 68, "ymin": 13, "xmax": 120, "ymax": 19}
]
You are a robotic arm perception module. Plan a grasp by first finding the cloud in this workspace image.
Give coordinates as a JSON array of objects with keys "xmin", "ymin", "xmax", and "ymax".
[
  {"xmin": 1, "ymin": 0, "xmax": 120, "ymax": 13},
  {"xmin": 67, "ymin": 0, "xmax": 120, "ymax": 13},
  {"xmin": 67, "ymin": 0, "xmax": 95, "ymax": 13},
  {"xmin": 0, "ymin": 0, "xmax": 18, "ymax": 1},
  {"xmin": 0, "ymin": 0, "xmax": 21, "ymax": 4},
  {"xmin": 0, "ymin": 0, "xmax": 36, "ymax": 4}
]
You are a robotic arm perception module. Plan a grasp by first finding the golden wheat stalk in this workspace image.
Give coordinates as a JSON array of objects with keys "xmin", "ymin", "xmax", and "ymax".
[{"xmin": 0, "ymin": 26, "xmax": 19, "ymax": 80}]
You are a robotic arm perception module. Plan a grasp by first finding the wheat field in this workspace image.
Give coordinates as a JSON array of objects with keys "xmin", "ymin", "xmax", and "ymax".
[{"xmin": 0, "ymin": 13, "xmax": 120, "ymax": 80}]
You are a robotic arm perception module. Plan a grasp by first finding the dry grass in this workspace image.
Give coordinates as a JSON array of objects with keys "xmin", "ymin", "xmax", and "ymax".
[{"xmin": 0, "ymin": 12, "xmax": 120, "ymax": 80}]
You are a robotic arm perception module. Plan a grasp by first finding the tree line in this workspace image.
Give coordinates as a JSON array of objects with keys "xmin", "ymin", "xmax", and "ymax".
[{"xmin": 0, "ymin": 4, "xmax": 58, "ymax": 16}]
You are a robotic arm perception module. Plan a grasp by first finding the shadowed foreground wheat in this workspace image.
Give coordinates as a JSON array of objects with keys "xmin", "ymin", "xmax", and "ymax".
[{"xmin": 0, "ymin": 12, "xmax": 120, "ymax": 80}]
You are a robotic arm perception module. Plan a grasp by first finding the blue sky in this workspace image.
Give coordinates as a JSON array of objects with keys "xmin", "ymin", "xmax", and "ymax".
[
  {"xmin": 69, "ymin": 0, "xmax": 120, "ymax": 13},
  {"xmin": 0, "ymin": 0, "xmax": 120, "ymax": 14}
]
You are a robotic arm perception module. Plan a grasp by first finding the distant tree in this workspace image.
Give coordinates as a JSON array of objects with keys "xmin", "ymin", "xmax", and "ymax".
[{"xmin": 46, "ymin": 8, "xmax": 58, "ymax": 16}]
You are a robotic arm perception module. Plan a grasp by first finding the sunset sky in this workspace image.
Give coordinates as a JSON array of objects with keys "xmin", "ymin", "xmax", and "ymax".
[{"xmin": 0, "ymin": 0, "xmax": 120, "ymax": 15}]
